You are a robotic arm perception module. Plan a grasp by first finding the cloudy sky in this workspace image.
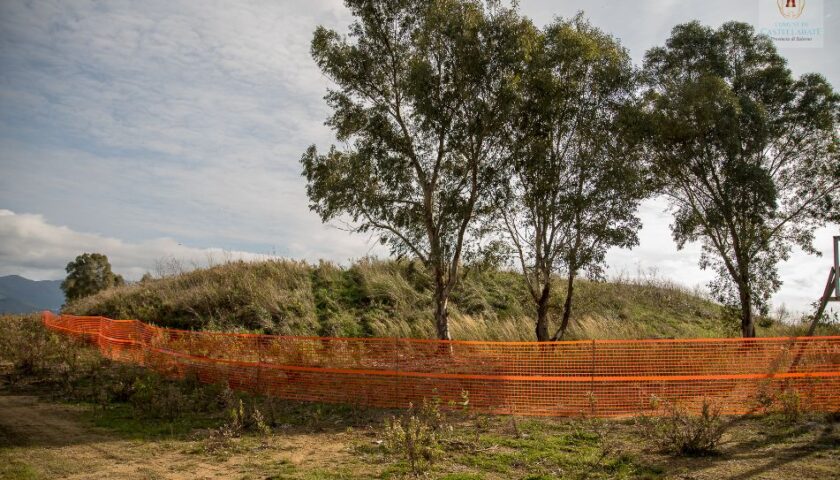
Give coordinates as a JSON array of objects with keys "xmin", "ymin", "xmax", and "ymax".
[{"xmin": 0, "ymin": 0, "xmax": 837, "ymax": 314}]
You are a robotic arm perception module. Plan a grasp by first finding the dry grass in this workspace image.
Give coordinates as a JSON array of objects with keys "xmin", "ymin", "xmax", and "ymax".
[{"xmin": 63, "ymin": 258, "xmax": 839, "ymax": 340}]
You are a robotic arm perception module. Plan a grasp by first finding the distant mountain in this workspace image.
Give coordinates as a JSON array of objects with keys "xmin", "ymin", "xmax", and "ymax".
[{"xmin": 0, "ymin": 275, "xmax": 64, "ymax": 314}]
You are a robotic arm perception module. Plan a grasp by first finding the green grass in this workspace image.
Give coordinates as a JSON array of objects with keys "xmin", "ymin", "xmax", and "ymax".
[
  {"xmin": 0, "ymin": 461, "xmax": 40, "ymax": 480},
  {"xmin": 443, "ymin": 419, "xmax": 662, "ymax": 480},
  {"xmin": 83, "ymin": 403, "xmax": 222, "ymax": 439}
]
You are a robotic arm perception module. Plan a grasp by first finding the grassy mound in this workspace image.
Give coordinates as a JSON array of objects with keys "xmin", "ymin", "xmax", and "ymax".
[{"xmin": 62, "ymin": 258, "xmax": 823, "ymax": 340}]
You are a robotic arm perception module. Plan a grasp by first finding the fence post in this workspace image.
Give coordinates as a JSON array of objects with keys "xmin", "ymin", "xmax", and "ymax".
[
  {"xmin": 256, "ymin": 335, "xmax": 263, "ymax": 395},
  {"xmin": 590, "ymin": 339, "xmax": 596, "ymax": 416},
  {"xmin": 394, "ymin": 335, "xmax": 400, "ymax": 409},
  {"xmin": 98, "ymin": 316, "xmax": 106, "ymax": 357}
]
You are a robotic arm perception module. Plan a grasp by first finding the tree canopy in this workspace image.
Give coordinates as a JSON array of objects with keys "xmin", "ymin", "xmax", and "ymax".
[
  {"xmin": 61, "ymin": 253, "xmax": 125, "ymax": 302},
  {"xmin": 302, "ymin": 0, "xmax": 534, "ymax": 339},
  {"xmin": 499, "ymin": 14, "xmax": 647, "ymax": 341},
  {"xmin": 302, "ymin": 3, "xmax": 839, "ymax": 341},
  {"xmin": 642, "ymin": 21, "xmax": 840, "ymax": 336}
]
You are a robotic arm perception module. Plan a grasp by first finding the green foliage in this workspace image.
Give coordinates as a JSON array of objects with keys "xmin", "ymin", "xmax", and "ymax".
[
  {"xmin": 302, "ymin": 0, "xmax": 536, "ymax": 339},
  {"xmin": 383, "ymin": 408, "xmax": 442, "ymax": 474},
  {"xmin": 0, "ymin": 315, "xmax": 270, "ymax": 441},
  {"xmin": 61, "ymin": 253, "xmax": 124, "ymax": 302},
  {"xmin": 499, "ymin": 13, "xmax": 649, "ymax": 341},
  {"xmin": 642, "ymin": 21, "xmax": 840, "ymax": 336}
]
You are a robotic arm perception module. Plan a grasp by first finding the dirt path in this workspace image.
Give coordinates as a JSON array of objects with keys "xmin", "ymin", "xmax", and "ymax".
[
  {"xmin": 0, "ymin": 395, "xmax": 110, "ymax": 448},
  {"xmin": 0, "ymin": 393, "xmax": 216, "ymax": 479}
]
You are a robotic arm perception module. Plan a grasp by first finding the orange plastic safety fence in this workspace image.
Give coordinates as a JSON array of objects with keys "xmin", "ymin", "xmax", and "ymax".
[{"xmin": 42, "ymin": 311, "xmax": 840, "ymax": 417}]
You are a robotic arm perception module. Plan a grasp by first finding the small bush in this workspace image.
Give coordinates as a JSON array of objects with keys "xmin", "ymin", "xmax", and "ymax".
[
  {"xmin": 753, "ymin": 385, "xmax": 806, "ymax": 423},
  {"xmin": 128, "ymin": 373, "xmax": 188, "ymax": 420},
  {"xmin": 0, "ymin": 314, "xmax": 97, "ymax": 391},
  {"xmin": 778, "ymin": 389, "xmax": 803, "ymax": 422},
  {"xmin": 637, "ymin": 398, "xmax": 726, "ymax": 456},
  {"xmin": 204, "ymin": 420, "xmax": 243, "ymax": 454},
  {"xmin": 418, "ymin": 395, "xmax": 445, "ymax": 431},
  {"xmin": 203, "ymin": 398, "xmax": 271, "ymax": 453},
  {"xmin": 0, "ymin": 314, "xmax": 53, "ymax": 374},
  {"xmin": 382, "ymin": 401, "xmax": 443, "ymax": 474}
]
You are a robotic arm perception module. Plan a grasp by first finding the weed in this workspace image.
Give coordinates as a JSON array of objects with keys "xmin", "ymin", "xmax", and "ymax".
[
  {"xmin": 204, "ymin": 420, "xmax": 243, "ymax": 454},
  {"xmin": 383, "ymin": 413, "xmax": 440, "ymax": 475},
  {"xmin": 778, "ymin": 389, "xmax": 803, "ymax": 423},
  {"xmin": 202, "ymin": 398, "xmax": 272, "ymax": 453},
  {"xmin": 418, "ymin": 395, "xmax": 445, "ymax": 431},
  {"xmin": 636, "ymin": 398, "xmax": 726, "ymax": 456}
]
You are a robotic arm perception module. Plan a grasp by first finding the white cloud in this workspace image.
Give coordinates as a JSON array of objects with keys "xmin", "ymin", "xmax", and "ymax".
[
  {"xmin": 0, "ymin": 208, "xmax": 280, "ymax": 280},
  {"xmin": 0, "ymin": 0, "xmax": 352, "ymax": 250}
]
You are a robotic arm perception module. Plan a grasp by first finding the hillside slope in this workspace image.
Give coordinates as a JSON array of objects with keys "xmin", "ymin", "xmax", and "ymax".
[
  {"xmin": 0, "ymin": 275, "xmax": 64, "ymax": 314},
  {"xmin": 63, "ymin": 258, "xmax": 827, "ymax": 340}
]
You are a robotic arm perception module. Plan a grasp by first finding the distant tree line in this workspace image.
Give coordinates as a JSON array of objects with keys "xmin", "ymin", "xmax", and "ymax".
[{"xmin": 302, "ymin": 0, "xmax": 839, "ymax": 340}]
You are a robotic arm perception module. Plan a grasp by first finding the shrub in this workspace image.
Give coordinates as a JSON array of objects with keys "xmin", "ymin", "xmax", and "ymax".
[
  {"xmin": 637, "ymin": 398, "xmax": 726, "ymax": 456},
  {"xmin": 778, "ymin": 389, "xmax": 803, "ymax": 422},
  {"xmin": 753, "ymin": 385, "xmax": 806, "ymax": 423},
  {"xmin": 0, "ymin": 314, "xmax": 52, "ymax": 374},
  {"xmin": 204, "ymin": 419, "xmax": 243, "ymax": 454},
  {"xmin": 203, "ymin": 398, "xmax": 271, "ymax": 453},
  {"xmin": 0, "ymin": 314, "xmax": 96, "ymax": 391},
  {"xmin": 418, "ymin": 395, "xmax": 445, "ymax": 431},
  {"xmin": 382, "ymin": 401, "xmax": 444, "ymax": 474},
  {"xmin": 128, "ymin": 373, "xmax": 188, "ymax": 420}
]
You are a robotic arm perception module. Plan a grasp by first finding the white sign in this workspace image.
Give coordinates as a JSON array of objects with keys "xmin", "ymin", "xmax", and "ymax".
[{"xmin": 758, "ymin": 0, "xmax": 824, "ymax": 48}]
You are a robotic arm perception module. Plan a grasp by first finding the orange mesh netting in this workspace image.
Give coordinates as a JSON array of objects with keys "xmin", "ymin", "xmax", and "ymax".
[{"xmin": 42, "ymin": 311, "xmax": 840, "ymax": 417}]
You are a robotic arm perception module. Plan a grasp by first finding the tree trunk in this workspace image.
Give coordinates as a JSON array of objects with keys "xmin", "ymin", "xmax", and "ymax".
[
  {"xmin": 738, "ymin": 285, "xmax": 755, "ymax": 338},
  {"xmin": 433, "ymin": 268, "xmax": 451, "ymax": 340},
  {"xmin": 555, "ymin": 271, "xmax": 575, "ymax": 341},
  {"xmin": 535, "ymin": 282, "xmax": 551, "ymax": 342}
]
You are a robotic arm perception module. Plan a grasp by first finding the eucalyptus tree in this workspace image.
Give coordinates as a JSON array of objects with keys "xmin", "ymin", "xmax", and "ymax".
[
  {"xmin": 643, "ymin": 21, "xmax": 840, "ymax": 337},
  {"xmin": 500, "ymin": 15, "xmax": 647, "ymax": 341},
  {"xmin": 301, "ymin": 0, "xmax": 534, "ymax": 339}
]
